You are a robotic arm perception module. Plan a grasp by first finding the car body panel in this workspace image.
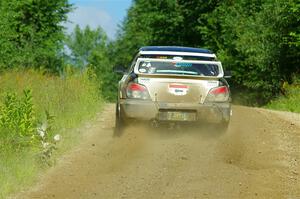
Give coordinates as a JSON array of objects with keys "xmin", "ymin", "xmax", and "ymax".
[
  {"xmin": 137, "ymin": 77, "xmax": 219, "ymax": 104},
  {"xmin": 119, "ymin": 98, "xmax": 230, "ymax": 123}
]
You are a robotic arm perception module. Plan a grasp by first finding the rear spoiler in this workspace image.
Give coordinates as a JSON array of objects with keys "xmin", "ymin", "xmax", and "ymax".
[{"xmin": 137, "ymin": 73, "xmax": 222, "ymax": 80}]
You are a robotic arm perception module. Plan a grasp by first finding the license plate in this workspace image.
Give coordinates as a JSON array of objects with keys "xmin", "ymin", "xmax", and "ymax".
[{"xmin": 159, "ymin": 111, "xmax": 196, "ymax": 121}]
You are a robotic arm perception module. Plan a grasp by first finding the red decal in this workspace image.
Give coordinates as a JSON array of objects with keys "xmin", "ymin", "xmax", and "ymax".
[{"xmin": 169, "ymin": 84, "xmax": 188, "ymax": 89}]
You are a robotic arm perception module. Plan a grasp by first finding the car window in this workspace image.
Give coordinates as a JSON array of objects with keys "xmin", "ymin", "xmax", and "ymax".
[{"xmin": 137, "ymin": 60, "xmax": 220, "ymax": 76}]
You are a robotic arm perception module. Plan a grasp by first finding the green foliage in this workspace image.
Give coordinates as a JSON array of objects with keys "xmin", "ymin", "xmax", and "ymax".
[
  {"xmin": 266, "ymin": 76, "xmax": 300, "ymax": 113},
  {"xmin": 0, "ymin": 89, "xmax": 60, "ymax": 164},
  {"xmin": 112, "ymin": 0, "xmax": 224, "ymax": 66},
  {"xmin": 0, "ymin": 0, "xmax": 72, "ymax": 71},
  {"xmin": 65, "ymin": 25, "xmax": 108, "ymax": 68},
  {"xmin": 0, "ymin": 69, "xmax": 102, "ymax": 131},
  {"xmin": 65, "ymin": 25, "xmax": 118, "ymax": 100},
  {"xmin": 286, "ymin": 1, "xmax": 300, "ymax": 48},
  {"xmin": 113, "ymin": 0, "xmax": 181, "ymax": 66},
  {"xmin": 204, "ymin": 0, "xmax": 300, "ymax": 102},
  {"xmin": 0, "ymin": 89, "xmax": 36, "ymax": 150},
  {"xmin": 0, "ymin": 70, "xmax": 103, "ymax": 198}
]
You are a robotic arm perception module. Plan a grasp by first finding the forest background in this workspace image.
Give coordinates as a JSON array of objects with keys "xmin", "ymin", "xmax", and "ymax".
[{"xmin": 0, "ymin": 0, "xmax": 299, "ymax": 198}]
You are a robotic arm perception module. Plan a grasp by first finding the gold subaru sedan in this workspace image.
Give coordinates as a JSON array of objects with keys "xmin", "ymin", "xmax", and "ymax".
[{"xmin": 114, "ymin": 46, "xmax": 232, "ymax": 135}]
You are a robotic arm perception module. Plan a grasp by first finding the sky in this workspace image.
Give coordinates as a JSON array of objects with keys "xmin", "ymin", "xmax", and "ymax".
[{"xmin": 66, "ymin": 0, "xmax": 132, "ymax": 39}]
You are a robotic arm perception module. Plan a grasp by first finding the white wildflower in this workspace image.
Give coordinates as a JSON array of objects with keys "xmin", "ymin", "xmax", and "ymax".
[
  {"xmin": 53, "ymin": 134, "xmax": 61, "ymax": 142},
  {"xmin": 42, "ymin": 142, "xmax": 49, "ymax": 149},
  {"xmin": 38, "ymin": 129, "xmax": 45, "ymax": 138},
  {"xmin": 41, "ymin": 122, "xmax": 48, "ymax": 132}
]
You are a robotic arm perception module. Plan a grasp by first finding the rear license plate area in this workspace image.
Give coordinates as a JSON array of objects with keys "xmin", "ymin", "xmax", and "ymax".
[{"xmin": 158, "ymin": 110, "xmax": 197, "ymax": 121}]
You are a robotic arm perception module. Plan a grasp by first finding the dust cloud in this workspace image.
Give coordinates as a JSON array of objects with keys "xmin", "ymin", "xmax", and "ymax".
[{"xmin": 15, "ymin": 105, "xmax": 300, "ymax": 199}]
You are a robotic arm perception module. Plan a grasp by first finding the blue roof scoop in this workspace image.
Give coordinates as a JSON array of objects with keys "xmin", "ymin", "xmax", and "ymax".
[{"xmin": 140, "ymin": 46, "xmax": 213, "ymax": 54}]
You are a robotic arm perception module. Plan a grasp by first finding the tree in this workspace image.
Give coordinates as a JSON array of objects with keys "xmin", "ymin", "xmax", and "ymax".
[
  {"xmin": 0, "ymin": 0, "xmax": 72, "ymax": 71},
  {"xmin": 65, "ymin": 25, "xmax": 117, "ymax": 100},
  {"xmin": 112, "ymin": 0, "xmax": 184, "ymax": 67},
  {"xmin": 112, "ymin": 0, "xmax": 223, "ymax": 66},
  {"xmin": 201, "ymin": 0, "xmax": 300, "ymax": 103},
  {"xmin": 65, "ymin": 25, "xmax": 108, "ymax": 68}
]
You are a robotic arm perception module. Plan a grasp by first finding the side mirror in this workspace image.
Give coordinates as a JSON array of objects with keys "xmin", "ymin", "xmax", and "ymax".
[
  {"xmin": 114, "ymin": 65, "xmax": 127, "ymax": 74},
  {"xmin": 224, "ymin": 70, "xmax": 232, "ymax": 78}
]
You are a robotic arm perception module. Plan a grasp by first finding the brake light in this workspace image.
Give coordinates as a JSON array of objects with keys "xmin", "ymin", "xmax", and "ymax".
[
  {"xmin": 206, "ymin": 86, "xmax": 229, "ymax": 102},
  {"xmin": 126, "ymin": 83, "xmax": 150, "ymax": 100}
]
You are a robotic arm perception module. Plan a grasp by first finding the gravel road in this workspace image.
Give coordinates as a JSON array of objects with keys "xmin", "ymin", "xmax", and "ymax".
[{"xmin": 14, "ymin": 104, "xmax": 300, "ymax": 199}]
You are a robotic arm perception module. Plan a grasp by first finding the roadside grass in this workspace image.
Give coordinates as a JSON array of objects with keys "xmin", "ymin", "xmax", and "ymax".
[
  {"xmin": 0, "ymin": 150, "xmax": 38, "ymax": 198},
  {"xmin": 0, "ymin": 69, "xmax": 103, "ymax": 199},
  {"xmin": 266, "ymin": 84, "xmax": 300, "ymax": 113}
]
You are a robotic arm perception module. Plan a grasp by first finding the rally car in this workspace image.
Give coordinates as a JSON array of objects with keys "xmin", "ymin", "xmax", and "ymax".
[{"xmin": 114, "ymin": 46, "xmax": 232, "ymax": 135}]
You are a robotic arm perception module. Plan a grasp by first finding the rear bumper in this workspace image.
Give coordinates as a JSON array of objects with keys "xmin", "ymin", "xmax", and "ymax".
[{"xmin": 119, "ymin": 99, "xmax": 231, "ymax": 123}]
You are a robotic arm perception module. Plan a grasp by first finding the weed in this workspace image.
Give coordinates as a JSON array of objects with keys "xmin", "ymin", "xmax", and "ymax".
[
  {"xmin": 266, "ymin": 80, "xmax": 300, "ymax": 113},
  {"xmin": 0, "ymin": 89, "xmax": 36, "ymax": 151},
  {"xmin": 0, "ymin": 69, "xmax": 103, "ymax": 199},
  {"xmin": 36, "ymin": 111, "xmax": 61, "ymax": 166}
]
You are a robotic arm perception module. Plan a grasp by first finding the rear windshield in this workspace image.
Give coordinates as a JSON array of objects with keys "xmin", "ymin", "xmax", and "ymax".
[{"xmin": 138, "ymin": 61, "xmax": 220, "ymax": 76}]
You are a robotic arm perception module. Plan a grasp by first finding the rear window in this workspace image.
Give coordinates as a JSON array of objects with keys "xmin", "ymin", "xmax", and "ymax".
[{"xmin": 138, "ymin": 60, "xmax": 220, "ymax": 76}]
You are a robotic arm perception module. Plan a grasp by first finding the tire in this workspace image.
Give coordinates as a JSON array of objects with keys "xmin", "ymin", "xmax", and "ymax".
[{"xmin": 114, "ymin": 103, "xmax": 126, "ymax": 137}]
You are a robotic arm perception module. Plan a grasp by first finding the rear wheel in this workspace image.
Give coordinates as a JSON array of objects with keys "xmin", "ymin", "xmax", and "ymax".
[{"xmin": 114, "ymin": 103, "xmax": 126, "ymax": 137}]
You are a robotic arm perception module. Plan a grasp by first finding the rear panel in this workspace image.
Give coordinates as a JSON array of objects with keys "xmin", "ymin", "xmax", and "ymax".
[{"xmin": 138, "ymin": 77, "xmax": 219, "ymax": 104}]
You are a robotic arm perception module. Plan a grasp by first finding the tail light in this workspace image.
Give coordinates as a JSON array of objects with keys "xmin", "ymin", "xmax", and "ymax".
[
  {"xmin": 126, "ymin": 83, "xmax": 151, "ymax": 100},
  {"xmin": 206, "ymin": 86, "xmax": 229, "ymax": 102}
]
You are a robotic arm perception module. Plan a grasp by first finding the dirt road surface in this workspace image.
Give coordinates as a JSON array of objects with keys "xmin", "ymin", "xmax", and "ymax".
[{"xmin": 13, "ymin": 104, "xmax": 300, "ymax": 199}]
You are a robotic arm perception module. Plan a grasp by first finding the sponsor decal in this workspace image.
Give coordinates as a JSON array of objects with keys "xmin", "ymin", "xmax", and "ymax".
[
  {"xmin": 138, "ymin": 78, "xmax": 150, "ymax": 85},
  {"xmin": 175, "ymin": 63, "xmax": 193, "ymax": 67},
  {"xmin": 139, "ymin": 68, "xmax": 147, "ymax": 73},
  {"xmin": 168, "ymin": 84, "xmax": 189, "ymax": 96},
  {"xmin": 207, "ymin": 81, "xmax": 219, "ymax": 87}
]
